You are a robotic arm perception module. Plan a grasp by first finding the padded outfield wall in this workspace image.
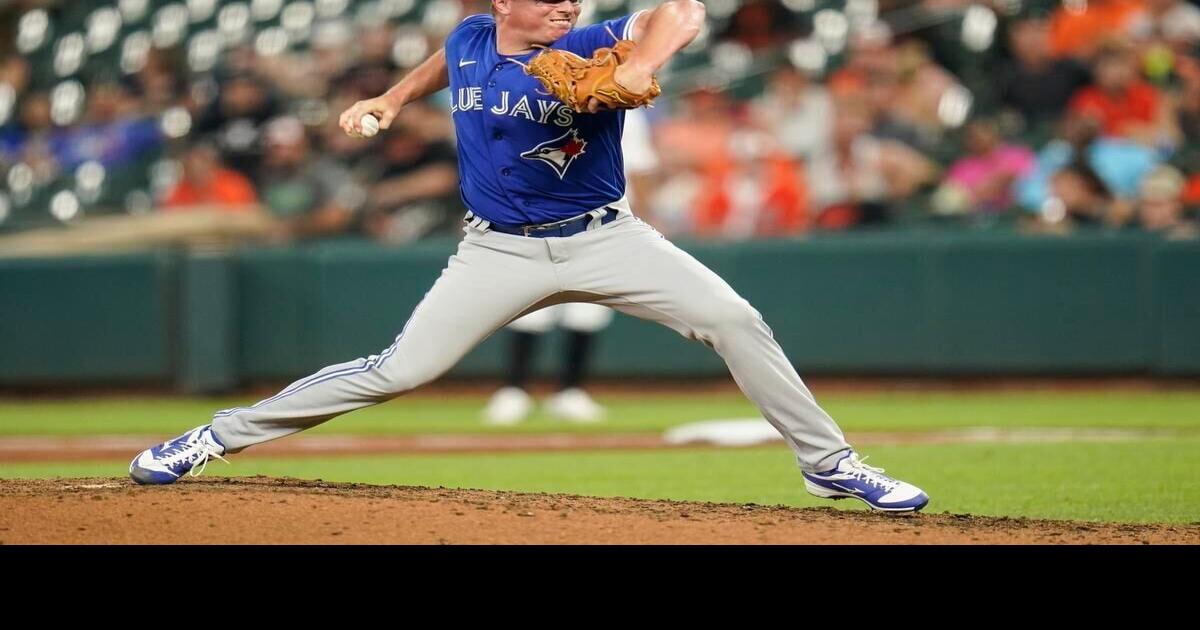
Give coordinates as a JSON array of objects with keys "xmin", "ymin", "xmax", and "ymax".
[{"xmin": 2, "ymin": 232, "xmax": 1197, "ymax": 391}]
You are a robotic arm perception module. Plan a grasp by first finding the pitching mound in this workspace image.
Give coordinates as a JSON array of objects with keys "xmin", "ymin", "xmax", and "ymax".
[{"xmin": 2, "ymin": 477, "xmax": 1196, "ymax": 544}]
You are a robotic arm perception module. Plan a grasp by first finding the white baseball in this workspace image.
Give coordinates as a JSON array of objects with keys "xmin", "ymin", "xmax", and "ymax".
[{"xmin": 360, "ymin": 114, "xmax": 380, "ymax": 138}]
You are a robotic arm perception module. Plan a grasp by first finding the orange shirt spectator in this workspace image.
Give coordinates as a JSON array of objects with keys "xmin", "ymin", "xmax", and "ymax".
[
  {"xmin": 1068, "ymin": 81, "xmax": 1161, "ymax": 136},
  {"xmin": 162, "ymin": 143, "xmax": 259, "ymax": 212},
  {"xmin": 1049, "ymin": 0, "xmax": 1146, "ymax": 58},
  {"xmin": 759, "ymin": 157, "xmax": 810, "ymax": 235},
  {"xmin": 163, "ymin": 170, "xmax": 258, "ymax": 210},
  {"xmin": 693, "ymin": 151, "xmax": 810, "ymax": 238}
]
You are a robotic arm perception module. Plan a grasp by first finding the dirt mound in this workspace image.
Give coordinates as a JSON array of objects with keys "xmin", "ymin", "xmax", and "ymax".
[{"xmin": 2, "ymin": 477, "xmax": 1195, "ymax": 544}]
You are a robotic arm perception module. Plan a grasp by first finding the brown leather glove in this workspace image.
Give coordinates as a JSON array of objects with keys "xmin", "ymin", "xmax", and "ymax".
[{"xmin": 524, "ymin": 40, "xmax": 662, "ymax": 113}]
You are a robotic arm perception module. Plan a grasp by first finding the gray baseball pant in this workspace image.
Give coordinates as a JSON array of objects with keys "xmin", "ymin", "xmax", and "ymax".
[{"xmin": 211, "ymin": 213, "xmax": 852, "ymax": 472}]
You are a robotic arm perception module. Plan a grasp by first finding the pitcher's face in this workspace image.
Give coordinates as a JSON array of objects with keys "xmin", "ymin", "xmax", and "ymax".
[{"xmin": 496, "ymin": 0, "xmax": 583, "ymax": 46}]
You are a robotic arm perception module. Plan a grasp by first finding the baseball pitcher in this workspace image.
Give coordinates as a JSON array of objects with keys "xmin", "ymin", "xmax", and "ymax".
[{"xmin": 129, "ymin": 0, "xmax": 929, "ymax": 512}]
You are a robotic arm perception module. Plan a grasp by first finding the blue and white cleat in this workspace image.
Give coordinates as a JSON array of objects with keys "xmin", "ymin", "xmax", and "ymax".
[
  {"xmin": 803, "ymin": 451, "xmax": 929, "ymax": 513},
  {"xmin": 129, "ymin": 424, "xmax": 228, "ymax": 485}
]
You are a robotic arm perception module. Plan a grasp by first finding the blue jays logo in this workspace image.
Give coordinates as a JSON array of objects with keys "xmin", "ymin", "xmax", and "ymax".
[{"xmin": 520, "ymin": 129, "xmax": 587, "ymax": 179}]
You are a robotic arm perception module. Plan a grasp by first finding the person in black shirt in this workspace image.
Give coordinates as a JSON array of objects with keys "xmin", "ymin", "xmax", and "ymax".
[{"xmin": 998, "ymin": 16, "xmax": 1092, "ymax": 130}]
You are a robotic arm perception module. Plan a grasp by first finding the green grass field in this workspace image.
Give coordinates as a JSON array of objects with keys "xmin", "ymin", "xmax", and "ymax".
[{"xmin": 2, "ymin": 390, "xmax": 1199, "ymax": 524}]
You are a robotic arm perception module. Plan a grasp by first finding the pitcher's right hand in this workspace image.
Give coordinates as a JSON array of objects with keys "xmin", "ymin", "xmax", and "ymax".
[{"xmin": 339, "ymin": 94, "xmax": 402, "ymax": 138}]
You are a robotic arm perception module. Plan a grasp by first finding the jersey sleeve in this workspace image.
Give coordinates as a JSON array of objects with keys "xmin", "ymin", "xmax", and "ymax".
[{"xmin": 554, "ymin": 10, "xmax": 647, "ymax": 57}]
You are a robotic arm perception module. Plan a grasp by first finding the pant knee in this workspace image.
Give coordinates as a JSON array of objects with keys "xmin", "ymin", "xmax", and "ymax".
[
  {"xmin": 716, "ymin": 299, "xmax": 761, "ymax": 329},
  {"xmin": 370, "ymin": 357, "xmax": 444, "ymax": 396},
  {"xmin": 698, "ymin": 298, "xmax": 763, "ymax": 340}
]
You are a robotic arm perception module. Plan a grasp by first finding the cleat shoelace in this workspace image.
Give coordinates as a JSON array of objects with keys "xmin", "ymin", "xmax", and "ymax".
[
  {"xmin": 158, "ymin": 434, "xmax": 228, "ymax": 477},
  {"xmin": 843, "ymin": 456, "xmax": 900, "ymax": 492}
]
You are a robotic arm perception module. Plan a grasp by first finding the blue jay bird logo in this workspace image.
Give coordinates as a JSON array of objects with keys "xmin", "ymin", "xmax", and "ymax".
[{"xmin": 520, "ymin": 129, "xmax": 588, "ymax": 179}]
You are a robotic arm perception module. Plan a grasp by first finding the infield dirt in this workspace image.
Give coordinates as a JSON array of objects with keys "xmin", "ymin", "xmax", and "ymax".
[{"xmin": 3, "ymin": 477, "xmax": 1197, "ymax": 544}]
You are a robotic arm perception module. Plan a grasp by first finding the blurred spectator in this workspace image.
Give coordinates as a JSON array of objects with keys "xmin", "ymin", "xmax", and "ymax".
[
  {"xmin": 829, "ymin": 24, "xmax": 898, "ymax": 116},
  {"xmin": 319, "ymin": 89, "xmax": 384, "ymax": 177},
  {"xmin": 806, "ymin": 96, "xmax": 939, "ymax": 229},
  {"xmin": 1049, "ymin": 0, "xmax": 1147, "ymax": 59},
  {"xmin": 0, "ymin": 57, "xmax": 30, "ymax": 97},
  {"xmin": 193, "ymin": 72, "xmax": 282, "ymax": 177},
  {"xmin": 751, "ymin": 64, "xmax": 833, "ymax": 160},
  {"xmin": 15, "ymin": 90, "xmax": 52, "ymax": 137},
  {"xmin": 1016, "ymin": 114, "xmax": 1161, "ymax": 217},
  {"xmin": 1, "ymin": 90, "xmax": 51, "ymax": 163},
  {"xmin": 1136, "ymin": 164, "xmax": 1199, "ymax": 238},
  {"xmin": 1135, "ymin": 0, "xmax": 1200, "ymax": 48},
  {"xmin": 360, "ymin": 104, "xmax": 460, "ymax": 244},
  {"xmin": 1067, "ymin": 41, "xmax": 1178, "ymax": 147},
  {"xmin": 721, "ymin": 0, "xmax": 796, "ymax": 51},
  {"xmin": 218, "ymin": 44, "xmax": 263, "ymax": 85},
  {"xmin": 335, "ymin": 24, "xmax": 403, "ymax": 100},
  {"xmin": 998, "ymin": 15, "xmax": 1092, "ymax": 128},
  {"xmin": 654, "ymin": 88, "xmax": 737, "ymax": 171},
  {"xmin": 161, "ymin": 142, "xmax": 259, "ymax": 213},
  {"xmin": 831, "ymin": 28, "xmax": 962, "ymax": 149},
  {"xmin": 9, "ymin": 91, "xmax": 57, "ymax": 184},
  {"xmin": 3, "ymin": 77, "xmax": 161, "ymax": 189},
  {"xmin": 83, "ymin": 79, "xmax": 141, "ymax": 125},
  {"xmin": 829, "ymin": 25, "xmax": 895, "ymax": 98},
  {"xmin": 1176, "ymin": 70, "xmax": 1200, "ymax": 141},
  {"xmin": 882, "ymin": 39, "xmax": 965, "ymax": 144},
  {"xmin": 938, "ymin": 118, "xmax": 1036, "ymax": 214},
  {"xmin": 691, "ymin": 131, "xmax": 809, "ymax": 238},
  {"xmin": 1, "ymin": 0, "xmax": 1194, "ymax": 241},
  {"xmin": 647, "ymin": 162, "xmax": 703, "ymax": 236},
  {"xmin": 48, "ymin": 112, "xmax": 161, "ymax": 172},
  {"xmin": 1048, "ymin": 161, "xmax": 1127, "ymax": 228},
  {"xmin": 1132, "ymin": 0, "xmax": 1200, "ymax": 85},
  {"xmin": 256, "ymin": 116, "xmax": 363, "ymax": 240},
  {"xmin": 126, "ymin": 49, "xmax": 185, "ymax": 112},
  {"xmin": 620, "ymin": 107, "xmax": 661, "ymax": 226},
  {"xmin": 0, "ymin": 58, "xmax": 30, "ymax": 162},
  {"xmin": 652, "ymin": 89, "xmax": 756, "ymax": 235},
  {"xmin": 264, "ymin": 21, "xmax": 357, "ymax": 100}
]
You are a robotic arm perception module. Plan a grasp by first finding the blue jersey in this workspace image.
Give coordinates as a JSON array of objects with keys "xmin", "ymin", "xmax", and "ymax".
[{"xmin": 444, "ymin": 11, "xmax": 645, "ymax": 226}]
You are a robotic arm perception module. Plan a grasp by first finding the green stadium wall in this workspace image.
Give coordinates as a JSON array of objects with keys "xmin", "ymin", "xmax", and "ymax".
[{"xmin": 2, "ymin": 232, "xmax": 1197, "ymax": 390}]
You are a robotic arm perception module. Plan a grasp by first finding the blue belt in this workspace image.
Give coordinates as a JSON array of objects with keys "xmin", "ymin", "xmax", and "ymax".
[{"xmin": 473, "ymin": 208, "xmax": 621, "ymax": 238}]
